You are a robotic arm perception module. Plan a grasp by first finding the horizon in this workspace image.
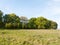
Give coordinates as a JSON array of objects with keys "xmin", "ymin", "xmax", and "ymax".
[{"xmin": 0, "ymin": 0, "xmax": 60, "ymax": 29}]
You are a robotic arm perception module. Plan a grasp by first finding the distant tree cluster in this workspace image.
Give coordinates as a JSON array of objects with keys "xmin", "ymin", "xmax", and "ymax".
[{"xmin": 0, "ymin": 10, "xmax": 58, "ymax": 29}]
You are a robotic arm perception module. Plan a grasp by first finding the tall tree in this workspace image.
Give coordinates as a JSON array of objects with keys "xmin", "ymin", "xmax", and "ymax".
[
  {"xmin": 0, "ymin": 10, "xmax": 3, "ymax": 28},
  {"xmin": 0, "ymin": 10, "xmax": 3, "ymax": 21}
]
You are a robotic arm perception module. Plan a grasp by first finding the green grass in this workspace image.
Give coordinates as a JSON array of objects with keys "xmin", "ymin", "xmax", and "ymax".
[{"xmin": 0, "ymin": 29, "xmax": 60, "ymax": 45}]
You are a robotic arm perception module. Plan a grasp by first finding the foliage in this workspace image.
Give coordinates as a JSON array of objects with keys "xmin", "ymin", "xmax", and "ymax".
[
  {"xmin": 3, "ymin": 13, "xmax": 20, "ymax": 23},
  {"xmin": 28, "ymin": 18, "xmax": 37, "ymax": 29},
  {"xmin": 50, "ymin": 21, "xmax": 58, "ymax": 29},
  {"xmin": 0, "ymin": 10, "xmax": 3, "ymax": 22},
  {"xmin": 0, "ymin": 10, "xmax": 58, "ymax": 29},
  {"xmin": 5, "ymin": 23, "xmax": 12, "ymax": 29},
  {"xmin": 35, "ymin": 17, "xmax": 48, "ymax": 29},
  {"xmin": 3, "ymin": 13, "xmax": 21, "ymax": 29},
  {"xmin": 0, "ymin": 10, "xmax": 3, "ymax": 28},
  {"xmin": 5, "ymin": 23, "xmax": 21, "ymax": 29}
]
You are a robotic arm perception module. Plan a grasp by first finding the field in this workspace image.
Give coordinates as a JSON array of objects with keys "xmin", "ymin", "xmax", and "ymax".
[{"xmin": 0, "ymin": 29, "xmax": 60, "ymax": 45}]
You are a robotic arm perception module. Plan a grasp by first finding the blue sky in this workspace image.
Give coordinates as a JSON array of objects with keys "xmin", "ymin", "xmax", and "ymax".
[{"xmin": 0, "ymin": 0, "xmax": 60, "ymax": 29}]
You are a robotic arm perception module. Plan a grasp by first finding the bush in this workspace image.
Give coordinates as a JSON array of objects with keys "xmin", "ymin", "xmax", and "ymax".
[{"xmin": 5, "ymin": 23, "xmax": 12, "ymax": 29}]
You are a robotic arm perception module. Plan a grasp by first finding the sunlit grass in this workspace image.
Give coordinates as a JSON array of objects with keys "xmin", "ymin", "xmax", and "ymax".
[{"xmin": 0, "ymin": 29, "xmax": 60, "ymax": 45}]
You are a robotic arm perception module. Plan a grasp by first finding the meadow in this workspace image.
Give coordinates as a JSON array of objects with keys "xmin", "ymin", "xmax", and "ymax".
[{"xmin": 0, "ymin": 29, "xmax": 60, "ymax": 45}]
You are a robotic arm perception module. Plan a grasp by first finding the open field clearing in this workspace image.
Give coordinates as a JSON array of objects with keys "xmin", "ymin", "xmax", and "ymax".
[{"xmin": 0, "ymin": 29, "xmax": 60, "ymax": 45}]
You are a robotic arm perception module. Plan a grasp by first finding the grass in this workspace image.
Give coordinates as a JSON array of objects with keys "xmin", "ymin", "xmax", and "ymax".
[{"xmin": 0, "ymin": 29, "xmax": 60, "ymax": 45}]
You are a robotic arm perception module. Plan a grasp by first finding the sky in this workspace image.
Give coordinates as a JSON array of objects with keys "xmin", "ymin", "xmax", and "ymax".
[{"xmin": 0, "ymin": 0, "xmax": 60, "ymax": 29}]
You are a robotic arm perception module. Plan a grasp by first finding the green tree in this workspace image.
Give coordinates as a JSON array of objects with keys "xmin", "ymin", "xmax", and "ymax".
[
  {"xmin": 35, "ymin": 17, "xmax": 49, "ymax": 29},
  {"xmin": 3, "ymin": 13, "xmax": 20, "ymax": 23},
  {"xmin": 28, "ymin": 18, "xmax": 37, "ymax": 29},
  {"xmin": 50, "ymin": 21, "xmax": 58, "ymax": 29},
  {"xmin": 0, "ymin": 10, "xmax": 3, "ymax": 28},
  {"xmin": 0, "ymin": 10, "xmax": 3, "ymax": 22},
  {"xmin": 3, "ymin": 13, "xmax": 21, "ymax": 29},
  {"xmin": 0, "ymin": 10, "xmax": 58, "ymax": 29},
  {"xmin": 5, "ymin": 23, "xmax": 12, "ymax": 29}
]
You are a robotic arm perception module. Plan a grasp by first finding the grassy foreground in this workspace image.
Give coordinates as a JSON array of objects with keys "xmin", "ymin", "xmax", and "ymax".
[{"xmin": 0, "ymin": 29, "xmax": 60, "ymax": 45}]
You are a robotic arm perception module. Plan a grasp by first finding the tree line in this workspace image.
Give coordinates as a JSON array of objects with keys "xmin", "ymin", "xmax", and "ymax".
[{"xmin": 0, "ymin": 10, "xmax": 58, "ymax": 29}]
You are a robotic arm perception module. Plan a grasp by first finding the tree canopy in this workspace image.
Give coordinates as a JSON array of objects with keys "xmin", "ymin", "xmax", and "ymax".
[
  {"xmin": 0, "ymin": 10, "xmax": 3, "ymax": 28},
  {"xmin": 0, "ymin": 10, "xmax": 58, "ymax": 29}
]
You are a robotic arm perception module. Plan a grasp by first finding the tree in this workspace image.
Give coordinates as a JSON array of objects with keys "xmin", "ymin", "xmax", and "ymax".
[
  {"xmin": 0, "ymin": 10, "xmax": 58, "ymax": 29},
  {"xmin": 50, "ymin": 21, "xmax": 58, "ymax": 29},
  {"xmin": 0, "ymin": 10, "xmax": 3, "ymax": 28},
  {"xmin": 3, "ymin": 13, "xmax": 20, "ymax": 23},
  {"xmin": 35, "ymin": 17, "xmax": 49, "ymax": 29},
  {"xmin": 20, "ymin": 16, "xmax": 28, "ymax": 29},
  {"xmin": 0, "ymin": 10, "xmax": 3, "ymax": 22},
  {"xmin": 44, "ymin": 20, "xmax": 51, "ymax": 29},
  {"xmin": 5, "ymin": 23, "xmax": 12, "ymax": 29},
  {"xmin": 28, "ymin": 18, "xmax": 37, "ymax": 29},
  {"xmin": 3, "ymin": 13, "xmax": 21, "ymax": 29}
]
